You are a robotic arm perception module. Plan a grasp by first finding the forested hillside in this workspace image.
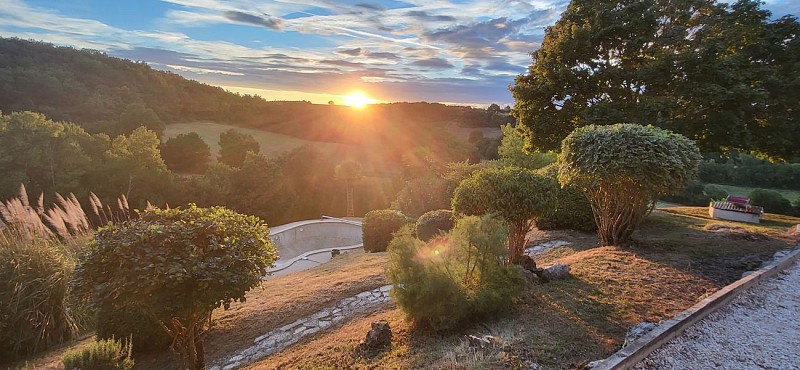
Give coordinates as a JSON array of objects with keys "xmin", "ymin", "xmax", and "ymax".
[{"xmin": 0, "ymin": 38, "xmax": 509, "ymax": 141}]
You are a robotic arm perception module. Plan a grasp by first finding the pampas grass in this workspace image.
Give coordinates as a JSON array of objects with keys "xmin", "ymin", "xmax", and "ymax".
[{"xmin": 0, "ymin": 185, "xmax": 132, "ymax": 361}]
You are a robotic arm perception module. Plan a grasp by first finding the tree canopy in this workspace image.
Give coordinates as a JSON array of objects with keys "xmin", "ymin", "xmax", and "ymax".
[
  {"xmin": 217, "ymin": 129, "xmax": 259, "ymax": 168},
  {"xmin": 161, "ymin": 132, "xmax": 211, "ymax": 174},
  {"xmin": 511, "ymin": 0, "xmax": 800, "ymax": 159}
]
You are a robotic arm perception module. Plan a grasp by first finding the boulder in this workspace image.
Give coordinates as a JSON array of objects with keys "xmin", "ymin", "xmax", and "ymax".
[
  {"xmin": 623, "ymin": 321, "xmax": 658, "ymax": 348},
  {"xmin": 541, "ymin": 264, "xmax": 570, "ymax": 280},
  {"xmin": 359, "ymin": 320, "xmax": 392, "ymax": 353}
]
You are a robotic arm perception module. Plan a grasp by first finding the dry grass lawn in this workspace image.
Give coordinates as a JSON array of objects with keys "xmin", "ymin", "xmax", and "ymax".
[{"xmin": 10, "ymin": 208, "xmax": 800, "ymax": 369}]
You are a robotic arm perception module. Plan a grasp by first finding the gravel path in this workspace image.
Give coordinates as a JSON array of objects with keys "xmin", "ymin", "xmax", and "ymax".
[{"xmin": 636, "ymin": 259, "xmax": 800, "ymax": 370}]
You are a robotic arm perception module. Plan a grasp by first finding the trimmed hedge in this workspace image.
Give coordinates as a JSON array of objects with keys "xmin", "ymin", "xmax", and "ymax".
[
  {"xmin": 749, "ymin": 189, "xmax": 793, "ymax": 215},
  {"xmin": 415, "ymin": 209, "xmax": 455, "ymax": 241},
  {"xmin": 362, "ymin": 210, "xmax": 407, "ymax": 252}
]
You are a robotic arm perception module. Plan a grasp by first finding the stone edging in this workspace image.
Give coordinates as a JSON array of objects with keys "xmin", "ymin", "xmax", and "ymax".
[
  {"xmin": 592, "ymin": 246, "xmax": 800, "ymax": 370},
  {"xmin": 210, "ymin": 285, "xmax": 392, "ymax": 370}
]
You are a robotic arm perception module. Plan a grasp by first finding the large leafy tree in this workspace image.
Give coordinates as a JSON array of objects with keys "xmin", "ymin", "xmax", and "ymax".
[
  {"xmin": 97, "ymin": 126, "xmax": 170, "ymax": 205},
  {"xmin": 452, "ymin": 167, "xmax": 557, "ymax": 264},
  {"xmin": 161, "ymin": 132, "xmax": 211, "ymax": 174},
  {"xmin": 511, "ymin": 0, "xmax": 800, "ymax": 159},
  {"xmin": 558, "ymin": 124, "xmax": 701, "ymax": 246},
  {"xmin": 217, "ymin": 129, "xmax": 259, "ymax": 168},
  {"xmin": 73, "ymin": 205, "xmax": 278, "ymax": 370}
]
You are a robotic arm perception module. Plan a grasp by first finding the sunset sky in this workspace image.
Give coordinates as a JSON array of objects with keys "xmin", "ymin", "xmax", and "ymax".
[{"xmin": 1, "ymin": 0, "xmax": 798, "ymax": 106}]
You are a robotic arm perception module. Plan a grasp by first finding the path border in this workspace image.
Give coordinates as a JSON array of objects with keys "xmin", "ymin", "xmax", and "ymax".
[{"xmin": 592, "ymin": 246, "xmax": 800, "ymax": 370}]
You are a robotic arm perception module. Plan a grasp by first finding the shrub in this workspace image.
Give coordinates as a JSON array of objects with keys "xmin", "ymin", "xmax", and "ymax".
[
  {"xmin": 62, "ymin": 337, "xmax": 134, "ymax": 370},
  {"xmin": 534, "ymin": 165, "xmax": 596, "ymax": 232},
  {"xmin": 662, "ymin": 180, "xmax": 709, "ymax": 206},
  {"xmin": 72, "ymin": 205, "xmax": 277, "ymax": 370},
  {"xmin": 95, "ymin": 304, "xmax": 171, "ymax": 353},
  {"xmin": 748, "ymin": 189, "xmax": 793, "ymax": 215},
  {"xmin": 387, "ymin": 216, "xmax": 524, "ymax": 331},
  {"xmin": 393, "ymin": 177, "xmax": 450, "ymax": 218},
  {"xmin": 452, "ymin": 166, "xmax": 557, "ymax": 263},
  {"xmin": 415, "ymin": 209, "xmax": 455, "ymax": 241},
  {"xmin": 362, "ymin": 209, "xmax": 407, "ymax": 252},
  {"xmin": 559, "ymin": 124, "xmax": 701, "ymax": 246},
  {"xmin": 703, "ymin": 185, "xmax": 728, "ymax": 201},
  {"xmin": 0, "ymin": 234, "xmax": 78, "ymax": 361}
]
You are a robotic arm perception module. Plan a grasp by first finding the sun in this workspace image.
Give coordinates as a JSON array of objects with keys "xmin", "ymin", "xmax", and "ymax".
[{"xmin": 343, "ymin": 92, "xmax": 375, "ymax": 108}]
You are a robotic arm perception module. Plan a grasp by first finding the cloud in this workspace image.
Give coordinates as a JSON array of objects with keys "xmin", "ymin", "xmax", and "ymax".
[
  {"xmin": 336, "ymin": 47, "xmax": 364, "ymax": 56},
  {"xmin": 405, "ymin": 10, "xmax": 456, "ymax": 22},
  {"xmin": 410, "ymin": 57, "xmax": 454, "ymax": 69},
  {"xmin": 222, "ymin": 10, "xmax": 284, "ymax": 30},
  {"xmin": 354, "ymin": 3, "xmax": 386, "ymax": 12}
]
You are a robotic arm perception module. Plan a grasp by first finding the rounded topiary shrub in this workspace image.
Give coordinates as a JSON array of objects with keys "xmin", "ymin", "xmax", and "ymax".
[
  {"xmin": 362, "ymin": 209, "xmax": 407, "ymax": 252},
  {"xmin": 703, "ymin": 185, "xmax": 728, "ymax": 201},
  {"xmin": 749, "ymin": 189, "xmax": 792, "ymax": 215},
  {"xmin": 415, "ymin": 209, "xmax": 455, "ymax": 241}
]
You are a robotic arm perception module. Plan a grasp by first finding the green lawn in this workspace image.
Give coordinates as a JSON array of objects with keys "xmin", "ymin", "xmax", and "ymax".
[
  {"xmin": 163, "ymin": 121, "xmax": 353, "ymax": 159},
  {"xmin": 707, "ymin": 183, "xmax": 800, "ymax": 202}
]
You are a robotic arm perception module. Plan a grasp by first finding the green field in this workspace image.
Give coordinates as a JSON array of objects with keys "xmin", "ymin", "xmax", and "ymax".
[
  {"xmin": 163, "ymin": 121, "xmax": 353, "ymax": 159},
  {"xmin": 707, "ymin": 183, "xmax": 800, "ymax": 202}
]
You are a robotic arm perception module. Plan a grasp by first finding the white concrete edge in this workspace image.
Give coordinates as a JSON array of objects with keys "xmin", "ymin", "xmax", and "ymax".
[
  {"xmin": 266, "ymin": 243, "xmax": 364, "ymax": 275},
  {"xmin": 269, "ymin": 218, "xmax": 362, "ymax": 235},
  {"xmin": 592, "ymin": 245, "xmax": 800, "ymax": 370}
]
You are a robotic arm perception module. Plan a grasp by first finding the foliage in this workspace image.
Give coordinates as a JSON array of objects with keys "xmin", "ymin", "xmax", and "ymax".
[
  {"xmin": 161, "ymin": 132, "xmax": 211, "ymax": 173},
  {"xmin": 218, "ymin": 129, "xmax": 260, "ymax": 168},
  {"xmin": 452, "ymin": 166, "xmax": 557, "ymax": 263},
  {"xmin": 511, "ymin": 0, "xmax": 800, "ymax": 159},
  {"xmin": 362, "ymin": 209, "xmax": 407, "ymax": 253},
  {"xmin": 749, "ymin": 189, "xmax": 793, "ymax": 215},
  {"xmin": 698, "ymin": 156, "xmax": 800, "ymax": 190},
  {"xmin": 387, "ymin": 216, "xmax": 524, "ymax": 331},
  {"xmin": 72, "ymin": 205, "xmax": 278, "ymax": 370},
  {"xmin": 558, "ymin": 124, "xmax": 702, "ymax": 245},
  {"xmin": 662, "ymin": 181, "xmax": 711, "ymax": 206},
  {"xmin": 497, "ymin": 123, "xmax": 555, "ymax": 170},
  {"xmin": 0, "ymin": 233, "xmax": 79, "ymax": 361},
  {"xmin": 95, "ymin": 304, "xmax": 171, "ymax": 353},
  {"xmin": 533, "ymin": 165, "xmax": 595, "ymax": 232},
  {"xmin": 703, "ymin": 185, "xmax": 729, "ymax": 201},
  {"xmin": 62, "ymin": 337, "xmax": 134, "ymax": 370},
  {"xmin": 394, "ymin": 177, "xmax": 450, "ymax": 218},
  {"xmin": 415, "ymin": 209, "xmax": 455, "ymax": 242}
]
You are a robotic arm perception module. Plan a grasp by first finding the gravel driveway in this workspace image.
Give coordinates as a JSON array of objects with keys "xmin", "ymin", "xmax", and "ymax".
[{"xmin": 636, "ymin": 259, "xmax": 800, "ymax": 370}]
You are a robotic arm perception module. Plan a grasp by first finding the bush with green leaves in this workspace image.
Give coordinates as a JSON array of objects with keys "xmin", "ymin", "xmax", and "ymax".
[
  {"xmin": 703, "ymin": 185, "xmax": 728, "ymax": 201},
  {"xmin": 533, "ymin": 165, "xmax": 595, "ymax": 232},
  {"xmin": 415, "ymin": 209, "xmax": 455, "ymax": 241},
  {"xmin": 62, "ymin": 337, "xmax": 134, "ymax": 370},
  {"xmin": 95, "ymin": 304, "xmax": 171, "ymax": 353},
  {"xmin": 72, "ymin": 205, "xmax": 278, "ymax": 370},
  {"xmin": 497, "ymin": 123, "xmax": 556, "ymax": 170},
  {"xmin": 452, "ymin": 166, "xmax": 557, "ymax": 263},
  {"xmin": 558, "ymin": 124, "xmax": 701, "ymax": 246},
  {"xmin": 161, "ymin": 132, "xmax": 211, "ymax": 174},
  {"xmin": 387, "ymin": 215, "xmax": 524, "ymax": 331},
  {"xmin": 748, "ymin": 189, "xmax": 793, "ymax": 215},
  {"xmin": 362, "ymin": 209, "xmax": 407, "ymax": 252}
]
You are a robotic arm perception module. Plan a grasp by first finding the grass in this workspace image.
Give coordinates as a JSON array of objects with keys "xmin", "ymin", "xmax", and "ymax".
[
  {"xmin": 707, "ymin": 183, "xmax": 800, "ymax": 202},
  {"xmin": 163, "ymin": 121, "xmax": 353, "ymax": 159},
  {"xmin": 13, "ymin": 207, "xmax": 800, "ymax": 369}
]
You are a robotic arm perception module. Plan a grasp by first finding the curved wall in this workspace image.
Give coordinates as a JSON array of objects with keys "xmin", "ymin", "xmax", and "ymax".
[{"xmin": 267, "ymin": 219, "xmax": 363, "ymax": 276}]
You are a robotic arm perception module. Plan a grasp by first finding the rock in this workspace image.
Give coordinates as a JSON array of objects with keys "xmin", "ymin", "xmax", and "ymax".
[
  {"xmin": 331, "ymin": 249, "xmax": 341, "ymax": 258},
  {"xmin": 773, "ymin": 250, "xmax": 790, "ymax": 261},
  {"xmin": 586, "ymin": 360, "xmax": 603, "ymax": 369},
  {"xmin": 623, "ymin": 321, "xmax": 658, "ymax": 348},
  {"xmin": 359, "ymin": 320, "xmax": 392, "ymax": 353},
  {"xmin": 520, "ymin": 255, "xmax": 538, "ymax": 272},
  {"xmin": 524, "ymin": 240, "xmax": 572, "ymax": 256},
  {"xmin": 521, "ymin": 269, "xmax": 543, "ymax": 284},
  {"xmin": 466, "ymin": 334, "xmax": 499, "ymax": 349},
  {"xmin": 541, "ymin": 264, "xmax": 570, "ymax": 280}
]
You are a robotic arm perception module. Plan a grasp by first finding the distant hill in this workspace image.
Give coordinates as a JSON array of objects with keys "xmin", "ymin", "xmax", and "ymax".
[{"xmin": 0, "ymin": 38, "xmax": 511, "ymax": 143}]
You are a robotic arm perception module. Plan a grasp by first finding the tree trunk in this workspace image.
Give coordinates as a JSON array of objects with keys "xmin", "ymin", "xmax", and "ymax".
[{"xmin": 508, "ymin": 220, "xmax": 529, "ymax": 264}]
